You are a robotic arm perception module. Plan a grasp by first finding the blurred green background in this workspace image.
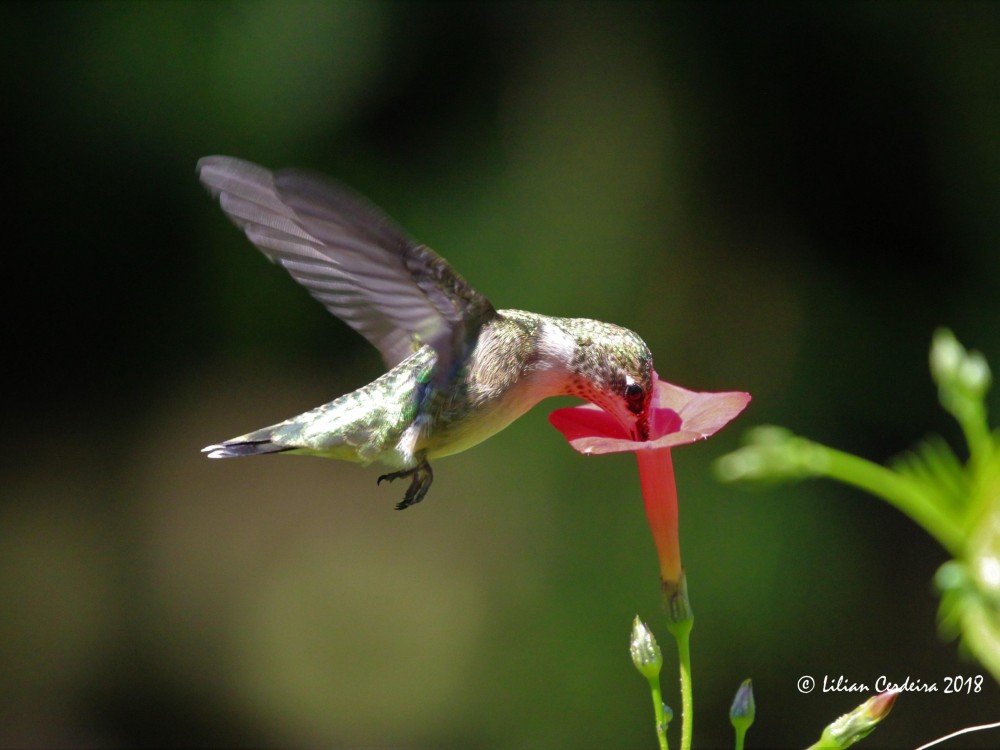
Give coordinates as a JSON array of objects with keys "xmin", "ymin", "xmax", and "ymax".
[{"xmin": 5, "ymin": 1, "xmax": 1000, "ymax": 747}]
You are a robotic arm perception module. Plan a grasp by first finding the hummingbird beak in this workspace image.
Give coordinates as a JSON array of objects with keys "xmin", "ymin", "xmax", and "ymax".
[{"xmin": 631, "ymin": 411, "xmax": 650, "ymax": 442}]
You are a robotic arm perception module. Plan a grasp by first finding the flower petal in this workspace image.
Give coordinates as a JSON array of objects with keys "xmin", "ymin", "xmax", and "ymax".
[
  {"xmin": 649, "ymin": 380, "xmax": 752, "ymax": 447},
  {"xmin": 548, "ymin": 403, "xmax": 629, "ymax": 442},
  {"xmin": 548, "ymin": 377, "xmax": 751, "ymax": 455}
]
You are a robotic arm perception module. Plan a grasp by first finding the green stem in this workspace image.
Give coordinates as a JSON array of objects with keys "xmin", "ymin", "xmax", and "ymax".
[
  {"xmin": 734, "ymin": 724, "xmax": 747, "ymax": 750},
  {"xmin": 667, "ymin": 616, "xmax": 694, "ymax": 750},
  {"xmin": 959, "ymin": 408, "xmax": 991, "ymax": 468},
  {"xmin": 648, "ymin": 677, "xmax": 670, "ymax": 750},
  {"xmin": 806, "ymin": 442, "xmax": 965, "ymax": 555}
]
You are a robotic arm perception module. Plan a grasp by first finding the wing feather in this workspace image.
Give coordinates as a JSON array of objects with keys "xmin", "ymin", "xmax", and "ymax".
[{"xmin": 198, "ymin": 156, "xmax": 495, "ymax": 372}]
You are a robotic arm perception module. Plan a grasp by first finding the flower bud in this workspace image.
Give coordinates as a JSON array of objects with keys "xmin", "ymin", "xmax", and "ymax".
[
  {"xmin": 714, "ymin": 426, "xmax": 821, "ymax": 483},
  {"xmin": 729, "ymin": 678, "xmax": 755, "ymax": 730},
  {"xmin": 629, "ymin": 616, "xmax": 663, "ymax": 680},
  {"xmin": 813, "ymin": 690, "xmax": 898, "ymax": 749},
  {"xmin": 931, "ymin": 328, "xmax": 992, "ymax": 402},
  {"xmin": 930, "ymin": 328, "xmax": 963, "ymax": 383},
  {"xmin": 661, "ymin": 701, "xmax": 674, "ymax": 726},
  {"xmin": 959, "ymin": 353, "xmax": 991, "ymax": 396}
]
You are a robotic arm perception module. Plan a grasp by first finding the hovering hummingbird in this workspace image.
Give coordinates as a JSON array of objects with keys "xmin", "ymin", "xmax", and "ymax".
[{"xmin": 199, "ymin": 156, "xmax": 654, "ymax": 509}]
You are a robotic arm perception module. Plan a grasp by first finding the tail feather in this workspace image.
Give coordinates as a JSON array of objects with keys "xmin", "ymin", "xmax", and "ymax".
[{"xmin": 202, "ymin": 439, "xmax": 293, "ymax": 459}]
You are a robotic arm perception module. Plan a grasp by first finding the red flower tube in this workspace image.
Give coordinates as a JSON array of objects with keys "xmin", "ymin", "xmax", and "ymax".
[
  {"xmin": 549, "ymin": 373, "xmax": 750, "ymax": 591},
  {"xmin": 636, "ymin": 446, "xmax": 681, "ymax": 586}
]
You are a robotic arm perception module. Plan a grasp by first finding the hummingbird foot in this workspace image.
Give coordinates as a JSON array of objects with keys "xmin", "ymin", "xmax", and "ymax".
[{"xmin": 377, "ymin": 459, "xmax": 434, "ymax": 510}]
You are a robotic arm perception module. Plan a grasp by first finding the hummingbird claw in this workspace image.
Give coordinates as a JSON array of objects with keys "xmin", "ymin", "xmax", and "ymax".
[{"xmin": 377, "ymin": 460, "xmax": 434, "ymax": 510}]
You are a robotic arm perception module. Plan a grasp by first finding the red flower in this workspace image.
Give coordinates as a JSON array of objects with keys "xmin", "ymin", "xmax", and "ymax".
[{"xmin": 549, "ymin": 373, "xmax": 750, "ymax": 588}]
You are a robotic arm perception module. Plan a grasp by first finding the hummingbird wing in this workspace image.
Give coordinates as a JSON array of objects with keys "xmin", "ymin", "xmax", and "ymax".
[{"xmin": 197, "ymin": 156, "xmax": 496, "ymax": 375}]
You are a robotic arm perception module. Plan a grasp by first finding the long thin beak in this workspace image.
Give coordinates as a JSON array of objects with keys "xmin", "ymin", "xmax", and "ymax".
[{"xmin": 631, "ymin": 413, "xmax": 650, "ymax": 442}]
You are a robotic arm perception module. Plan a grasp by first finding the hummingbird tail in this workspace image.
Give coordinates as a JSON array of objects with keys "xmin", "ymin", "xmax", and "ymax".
[{"xmin": 201, "ymin": 439, "xmax": 293, "ymax": 459}]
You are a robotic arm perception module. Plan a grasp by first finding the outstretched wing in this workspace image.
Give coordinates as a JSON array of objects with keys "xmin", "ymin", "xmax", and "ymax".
[{"xmin": 197, "ymin": 156, "xmax": 496, "ymax": 374}]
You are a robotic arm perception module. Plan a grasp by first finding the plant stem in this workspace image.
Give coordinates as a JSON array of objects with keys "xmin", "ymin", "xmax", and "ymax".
[
  {"xmin": 668, "ymin": 616, "xmax": 694, "ymax": 750},
  {"xmin": 808, "ymin": 442, "xmax": 965, "ymax": 555},
  {"xmin": 648, "ymin": 676, "xmax": 670, "ymax": 750}
]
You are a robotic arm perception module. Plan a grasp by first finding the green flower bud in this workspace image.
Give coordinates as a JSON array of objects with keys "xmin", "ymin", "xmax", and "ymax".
[
  {"xmin": 930, "ymin": 328, "xmax": 963, "ymax": 384},
  {"xmin": 811, "ymin": 690, "xmax": 898, "ymax": 749},
  {"xmin": 931, "ymin": 328, "xmax": 992, "ymax": 402},
  {"xmin": 959, "ymin": 353, "xmax": 991, "ymax": 396},
  {"xmin": 629, "ymin": 616, "xmax": 662, "ymax": 679}
]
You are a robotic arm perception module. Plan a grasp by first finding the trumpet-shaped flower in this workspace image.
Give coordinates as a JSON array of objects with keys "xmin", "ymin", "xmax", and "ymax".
[{"xmin": 549, "ymin": 373, "xmax": 750, "ymax": 591}]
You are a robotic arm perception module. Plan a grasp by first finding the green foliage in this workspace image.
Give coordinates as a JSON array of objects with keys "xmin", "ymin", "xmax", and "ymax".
[{"xmin": 717, "ymin": 330, "xmax": 1000, "ymax": 684}]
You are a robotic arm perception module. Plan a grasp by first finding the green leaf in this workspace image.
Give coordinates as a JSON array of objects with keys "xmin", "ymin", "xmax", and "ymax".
[{"xmin": 889, "ymin": 435, "xmax": 969, "ymax": 518}]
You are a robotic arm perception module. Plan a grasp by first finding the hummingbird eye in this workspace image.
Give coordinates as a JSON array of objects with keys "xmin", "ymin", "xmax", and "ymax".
[{"xmin": 624, "ymin": 382, "xmax": 645, "ymax": 412}]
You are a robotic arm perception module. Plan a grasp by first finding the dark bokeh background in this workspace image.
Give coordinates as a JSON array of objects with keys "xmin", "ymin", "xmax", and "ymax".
[{"xmin": 5, "ymin": 2, "xmax": 1000, "ymax": 748}]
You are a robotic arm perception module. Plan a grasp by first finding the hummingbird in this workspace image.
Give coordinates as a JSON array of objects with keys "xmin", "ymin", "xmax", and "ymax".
[{"xmin": 199, "ymin": 156, "xmax": 654, "ymax": 509}]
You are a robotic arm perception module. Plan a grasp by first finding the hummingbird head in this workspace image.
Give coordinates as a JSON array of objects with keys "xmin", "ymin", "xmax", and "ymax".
[{"xmin": 558, "ymin": 319, "xmax": 654, "ymax": 441}]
